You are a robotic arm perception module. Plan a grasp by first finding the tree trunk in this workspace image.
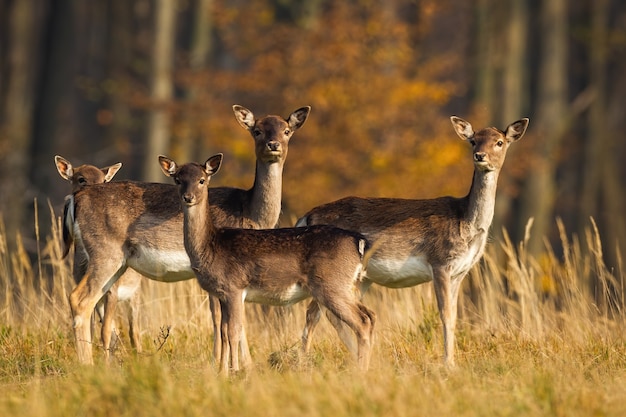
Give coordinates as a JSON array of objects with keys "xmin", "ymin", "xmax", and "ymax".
[
  {"xmin": 0, "ymin": 0, "xmax": 46, "ymax": 245},
  {"xmin": 517, "ymin": 0, "xmax": 568, "ymax": 255},
  {"xmin": 579, "ymin": 0, "xmax": 624, "ymax": 309},
  {"xmin": 179, "ymin": 0, "xmax": 213, "ymax": 164},
  {"xmin": 491, "ymin": 0, "xmax": 528, "ymax": 242},
  {"xmin": 143, "ymin": 0, "xmax": 177, "ymax": 182}
]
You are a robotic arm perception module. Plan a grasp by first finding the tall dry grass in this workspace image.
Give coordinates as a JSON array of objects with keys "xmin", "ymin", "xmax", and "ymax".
[{"xmin": 0, "ymin": 205, "xmax": 625, "ymax": 416}]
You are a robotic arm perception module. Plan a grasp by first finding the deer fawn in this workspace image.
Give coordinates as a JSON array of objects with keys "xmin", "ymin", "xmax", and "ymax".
[
  {"xmin": 297, "ymin": 116, "xmax": 529, "ymax": 367},
  {"xmin": 160, "ymin": 154, "xmax": 376, "ymax": 374},
  {"xmin": 55, "ymin": 155, "xmax": 142, "ymax": 359},
  {"xmin": 67, "ymin": 105, "xmax": 310, "ymax": 364}
]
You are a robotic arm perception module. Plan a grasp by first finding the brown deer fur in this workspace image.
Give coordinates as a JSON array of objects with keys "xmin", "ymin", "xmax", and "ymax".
[
  {"xmin": 67, "ymin": 105, "xmax": 310, "ymax": 364},
  {"xmin": 160, "ymin": 154, "xmax": 376, "ymax": 374},
  {"xmin": 55, "ymin": 155, "xmax": 142, "ymax": 359},
  {"xmin": 296, "ymin": 116, "xmax": 529, "ymax": 367}
]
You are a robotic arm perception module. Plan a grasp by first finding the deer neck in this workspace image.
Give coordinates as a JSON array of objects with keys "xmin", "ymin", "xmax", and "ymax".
[
  {"xmin": 247, "ymin": 160, "xmax": 284, "ymax": 228},
  {"xmin": 182, "ymin": 193, "xmax": 215, "ymax": 264},
  {"xmin": 465, "ymin": 168, "xmax": 500, "ymax": 233}
]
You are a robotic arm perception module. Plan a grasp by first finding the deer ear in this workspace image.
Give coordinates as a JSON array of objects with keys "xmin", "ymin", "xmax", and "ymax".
[
  {"xmin": 232, "ymin": 105, "xmax": 255, "ymax": 130},
  {"xmin": 158, "ymin": 155, "xmax": 177, "ymax": 177},
  {"xmin": 450, "ymin": 116, "xmax": 474, "ymax": 141},
  {"xmin": 504, "ymin": 118, "xmax": 529, "ymax": 142},
  {"xmin": 55, "ymin": 155, "xmax": 73, "ymax": 180},
  {"xmin": 287, "ymin": 106, "xmax": 311, "ymax": 131},
  {"xmin": 204, "ymin": 154, "xmax": 223, "ymax": 176},
  {"xmin": 102, "ymin": 163, "xmax": 122, "ymax": 182}
]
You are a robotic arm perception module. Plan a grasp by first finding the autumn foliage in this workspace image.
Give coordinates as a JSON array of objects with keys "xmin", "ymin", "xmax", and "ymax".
[{"xmin": 165, "ymin": 0, "xmax": 470, "ymax": 219}]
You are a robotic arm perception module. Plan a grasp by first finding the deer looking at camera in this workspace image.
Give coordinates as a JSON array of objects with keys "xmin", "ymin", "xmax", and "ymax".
[
  {"xmin": 160, "ymin": 154, "xmax": 376, "ymax": 374},
  {"xmin": 55, "ymin": 155, "xmax": 142, "ymax": 359},
  {"xmin": 67, "ymin": 105, "xmax": 310, "ymax": 364},
  {"xmin": 297, "ymin": 116, "xmax": 529, "ymax": 367}
]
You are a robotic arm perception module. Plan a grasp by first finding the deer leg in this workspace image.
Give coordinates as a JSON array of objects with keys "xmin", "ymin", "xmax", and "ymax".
[
  {"xmin": 320, "ymin": 280, "xmax": 372, "ymax": 359},
  {"xmin": 128, "ymin": 290, "xmax": 142, "ymax": 354},
  {"xmin": 210, "ymin": 288, "xmax": 249, "ymax": 369},
  {"xmin": 301, "ymin": 300, "xmax": 322, "ymax": 354},
  {"xmin": 227, "ymin": 296, "xmax": 245, "ymax": 373},
  {"xmin": 102, "ymin": 288, "xmax": 118, "ymax": 362},
  {"xmin": 69, "ymin": 256, "xmax": 127, "ymax": 365},
  {"xmin": 356, "ymin": 303, "xmax": 376, "ymax": 369},
  {"xmin": 325, "ymin": 310, "xmax": 358, "ymax": 359},
  {"xmin": 218, "ymin": 299, "xmax": 230, "ymax": 374},
  {"xmin": 70, "ymin": 276, "xmax": 98, "ymax": 365},
  {"xmin": 325, "ymin": 302, "xmax": 375, "ymax": 371},
  {"xmin": 209, "ymin": 294, "xmax": 222, "ymax": 364},
  {"xmin": 433, "ymin": 268, "xmax": 460, "ymax": 367},
  {"xmin": 318, "ymin": 283, "xmax": 376, "ymax": 371},
  {"xmin": 239, "ymin": 312, "xmax": 251, "ymax": 368}
]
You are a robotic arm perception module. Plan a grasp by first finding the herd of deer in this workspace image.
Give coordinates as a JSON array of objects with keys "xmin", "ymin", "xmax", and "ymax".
[{"xmin": 55, "ymin": 105, "xmax": 529, "ymax": 374}]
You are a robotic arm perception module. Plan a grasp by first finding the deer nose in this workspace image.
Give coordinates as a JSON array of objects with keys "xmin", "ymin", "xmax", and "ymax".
[
  {"xmin": 183, "ymin": 193, "xmax": 194, "ymax": 204},
  {"xmin": 474, "ymin": 152, "xmax": 486, "ymax": 162},
  {"xmin": 267, "ymin": 142, "xmax": 280, "ymax": 152}
]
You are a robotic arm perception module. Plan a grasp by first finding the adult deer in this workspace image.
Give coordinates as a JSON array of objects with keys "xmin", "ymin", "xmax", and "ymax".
[
  {"xmin": 55, "ymin": 155, "xmax": 142, "ymax": 359},
  {"xmin": 297, "ymin": 116, "xmax": 529, "ymax": 367},
  {"xmin": 67, "ymin": 105, "xmax": 310, "ymax": 364},
  {"xmin": 160, "ymin": 154, "xmax": 375, "ymax": 374}
]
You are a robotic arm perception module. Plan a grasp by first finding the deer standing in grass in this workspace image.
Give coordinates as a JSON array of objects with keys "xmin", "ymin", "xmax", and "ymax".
[
  {"xmin": 297, "ymin": 116, "xmax": 529, "ymax": 367},
  {"xmin": 55, "ymin": 155, "xmax": 142, "ymax": 359},
  {"xmin": 160, "ymin": 154, "xmax": 376, "ymax": 374},
  {"xmin": 67, "ymin": 105, "xmax": 310, "ymax": 364}
]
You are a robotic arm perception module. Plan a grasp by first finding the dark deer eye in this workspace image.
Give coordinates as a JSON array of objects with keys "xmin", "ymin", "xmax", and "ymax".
[
  {"xmin": 199, "ymin": 179, "xmax": 205, "ymax": 185},
  {"xmin": 78, "ymin": 177, "xmax": 87, "ymax": 185},
  {"xmin": 174, "ymin": 178, "xmax": 180, "ymax": 185},
  {"xmin": 284, "ymin": 129, "xmax": 291, "ymax": 135},
  {"xmin": 469, "ymin": 139, "xmax": 476, "ymax": 146},
  {"xmin": 496, "ymin": 140, "xmax": 504, "ymax": 147},
  {"xmin": 253, "ymin": 129, "xmax": 262, "ymax": 137}
]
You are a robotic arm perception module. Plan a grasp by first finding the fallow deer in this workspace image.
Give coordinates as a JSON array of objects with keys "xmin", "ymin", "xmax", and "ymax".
[
  {"xmin": 160, "ymin": 154, "xmax": 376, "ymax": 374},
  {"xmin": 296, "ymin": 116, "xmax": 529, "ymax": 367},
  {"xmin": 67, "ymin": 105, "xmax": 310, "ymax": 364},
  {"xmin": 55, "ymin": 155, "xmax": 142, "ymax": 359}
]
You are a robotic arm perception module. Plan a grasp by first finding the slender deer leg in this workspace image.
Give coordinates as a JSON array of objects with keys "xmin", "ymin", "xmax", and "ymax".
[
  {"xmin": 128, "ymin": 289, "xmax": 142, "ymax": 353},
  {"xmin": 211, "ymin": 280, "xmax": 249, "ymax": 369},
  {"xmin": 102, "ymin": 289, "xmax": 118, "ymax": 362},
  {"xmin": 356, "ymin": 304, "xmax": 376, "ymax": 369},
  {"xmin": 433, "ymin": 268, "xmax": 458, "ymax": 367},
  {"xmin": 325, "ymin": 310, "xmax": 358, "ymax": 358},
  {"xmin": 219, "ymin": 300, "xmax": 230, "ymax": 374},
  {"xmin": 70, "ymin": 257, "xmax": 127, "ymax": 364},
  {"xmin": 70, "ymin": 276, "xmax": 98, "ymax": 365},
  {"xmin": 302, "ymin": 301, "xmax": 322, "ymax": 354},
  {"xmin": 227, "ymin": 295, "xmax": 245, "ymax": 373},
  {"xmin": 239, "ymin": 312, "xmax": 251, "ymax": 368},
  {"xmin": 309, "ymin": 279, "xmax": 373, "ymax": 357},
  {"xmin": 209, "ymin": 295, "xmax": 222, "ymax": 364},
  {"xmin": 322, "ymin": 301, "xmax": 375, "ymax": 370}
]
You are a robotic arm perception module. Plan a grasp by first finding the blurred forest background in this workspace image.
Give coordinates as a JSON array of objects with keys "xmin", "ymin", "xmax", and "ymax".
[{"xmin": 0, "ymin": 0, "xmax": 625, "ymax": 287}]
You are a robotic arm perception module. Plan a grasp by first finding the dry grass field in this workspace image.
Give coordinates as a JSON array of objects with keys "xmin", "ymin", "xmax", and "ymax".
[{"xmin": 1, "ymin": 207, "xmax": 625, "ymax": 416}]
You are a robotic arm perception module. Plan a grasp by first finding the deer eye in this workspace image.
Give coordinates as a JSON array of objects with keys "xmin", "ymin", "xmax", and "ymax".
[
  {"xmin": 469, "ymin": 139, "xmax": 476, "ymax": 146},
  {"xmin": 496, "ymin": 140, "xmax": 504, "ymax": 147},
  {"xmin": 78, "ymin": 177, "xmax": 87, "ymax": 185},
  {"xmin": 284, "ymin": 129, "xmax": 291, "ymax": 135},
  {"xmin": 253, "ymin": 129, "xmax": 262, "ymax": 137},
  {"xmin": 174, "ymin": 178, "xmax": 180, "ymax": 185},
  {"xmin": 199, "ymin": 179, "xmax": 205, "ymax": 185}
]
